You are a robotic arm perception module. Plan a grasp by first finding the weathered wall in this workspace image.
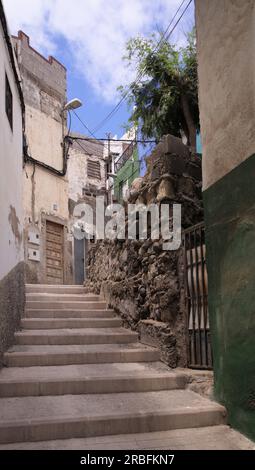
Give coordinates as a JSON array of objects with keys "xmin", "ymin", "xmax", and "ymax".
[
  {"xmin": 86, "ymin": 136, "xmax": 203, "ymax": 367},
  {"xmin": 196, "ymin": 0, "xmax": 255, "ymax": 440},
  {"xmin": 13, "ymin": 31, "xmax": 72, "ymax": 284},
  {"xmin": 0, "ymin": 263, "xmax": 25, "ymax": 360},
  {"xmin": 68, "ymin": 134, "xmax": 106, "ymax": 282},
  {"xmin": 196, "ymin": 0, "xmax": 255, "ymax": 191},
  {"xmin": 68, "ymin": 135, "xmax": 106, "ymax": 203},
  {"xmin": 0, "ymin": 12, "xmax": 25, "ymax": 357}
]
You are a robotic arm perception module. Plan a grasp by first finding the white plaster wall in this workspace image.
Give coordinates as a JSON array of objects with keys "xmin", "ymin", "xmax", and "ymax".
[
  {"xmin": 25, "ymin": 105, "xmax": 63, "ymax": 169},
  {"xmin": 0, "ymin": 22, "xmax": 23, "ymax": 280},
  {"xmin": 22, "ymin": 91, "xmax": 69, "ymax": 230},
  {"xmin": 195, "ymin": 0, "xmax": 255, "ymax": 190},
  {"xmin": 23, "ymin": 166, "xmax": 69, "ymax": 226},
  {"xmin": 68, "ymin": 147, "xmax": 106, "ymax": 203},
  {"xmin": 23, "ymin": 103, "xmax": 69, "ymax": 224}
]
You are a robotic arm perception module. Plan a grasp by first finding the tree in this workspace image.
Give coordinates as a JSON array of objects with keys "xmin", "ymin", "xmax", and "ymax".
[{"xmin": 119, "ymin": 30, "xmax": 199, "ymax": 151}]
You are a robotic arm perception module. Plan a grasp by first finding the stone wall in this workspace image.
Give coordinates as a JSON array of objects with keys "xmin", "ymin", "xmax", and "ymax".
[
  {"xmin": 86, "ymin": 136, "xmax": 203, "ymax": 367},
  {"xmin": 0, "ymin": 262, "xmax": 25, "ymax": 363}
]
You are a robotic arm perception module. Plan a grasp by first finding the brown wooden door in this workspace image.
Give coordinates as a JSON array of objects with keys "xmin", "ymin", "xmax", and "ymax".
[{"xmin": 46, "ymin": 221, "xmax": 64, "ymax": 284}]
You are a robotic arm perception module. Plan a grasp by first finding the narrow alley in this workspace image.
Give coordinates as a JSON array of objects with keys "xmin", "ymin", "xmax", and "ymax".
[{"xmin": 0, "ymin": 0, "xmax": 254, "ymax": 458}]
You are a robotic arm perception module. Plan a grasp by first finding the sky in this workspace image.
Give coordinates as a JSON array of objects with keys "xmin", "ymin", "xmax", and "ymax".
[{"xmin": 3, "ymin": 0, "xmax": 195, "ymax": 139}]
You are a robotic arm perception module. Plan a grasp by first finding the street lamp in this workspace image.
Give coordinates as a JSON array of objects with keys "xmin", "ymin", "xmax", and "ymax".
[
  {"xmin": 62, "ymin": 98, "xmax": 83, "ymax": 170},
  {"xmin": 63, "ymin": 98, "xmax": 83, "ymax": 112}
]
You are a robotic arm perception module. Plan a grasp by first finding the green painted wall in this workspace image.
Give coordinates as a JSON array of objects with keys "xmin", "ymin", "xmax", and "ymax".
[
  {"xmin": 203, "ymin": 153, "xmax": 255, "ymax": 441},
  {"xmin": 114, "ymin": 147, "xmax": 140, "ymax": 202}
]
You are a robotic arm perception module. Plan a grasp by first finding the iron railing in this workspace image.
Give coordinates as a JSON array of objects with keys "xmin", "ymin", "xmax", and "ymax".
[
  {"xmin": 183, "ymin": 222, "xmax": 213, "ymax": 369},
  {"xmin": 114, "ymin": 142, "xmax": 136, "ymax": 173}
]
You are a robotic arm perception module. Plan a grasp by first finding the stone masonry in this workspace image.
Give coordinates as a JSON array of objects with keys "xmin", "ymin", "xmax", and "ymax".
[{"xmin": 86, "ymin": 135, "xmax": 203, "ymax": 368}]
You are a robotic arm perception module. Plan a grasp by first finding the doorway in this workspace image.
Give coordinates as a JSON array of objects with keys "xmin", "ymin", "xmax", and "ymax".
[
  {"xmin": 45, "ymin": 221, "xmax": 64, "ymax": 284},
  {"xmin": 74, "ymin": 238, "xmax": 86, "ymax": 285}
]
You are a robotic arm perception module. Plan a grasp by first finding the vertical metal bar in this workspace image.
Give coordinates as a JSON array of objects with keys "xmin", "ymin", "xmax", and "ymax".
[
  {"xmin": 194, "ymin": 227, "xmax": 202, "ymax": 366},
  {"xmin": 183, "ymin": 232, "xmax": 192, "ymax": 366},
  {"xmin": 189, "ymin": 230, "xmax": 197, "ymax": 366},
  {"xmin": 183, "ymin": 222, "xmax": 212, "ymax": 370},
  {"xmin": 199, "ymin": 226, "xmax": 208, "ymax": 366}
]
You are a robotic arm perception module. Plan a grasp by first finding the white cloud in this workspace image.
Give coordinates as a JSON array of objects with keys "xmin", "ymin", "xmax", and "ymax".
[{"xmin": 3, "ymin": 0, "xmax": 194, "ymax": 103}]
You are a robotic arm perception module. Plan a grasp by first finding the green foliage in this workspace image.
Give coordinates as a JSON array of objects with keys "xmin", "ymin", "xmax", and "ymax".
[{"xmin": 119, "ymin": 29, "xmax": 199, "ymax": 146}]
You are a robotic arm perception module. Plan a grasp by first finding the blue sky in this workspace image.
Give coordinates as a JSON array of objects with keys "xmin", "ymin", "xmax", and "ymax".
[{"xmin": 3, "ymin": 0, "xmax": 194, "ymax": 139}]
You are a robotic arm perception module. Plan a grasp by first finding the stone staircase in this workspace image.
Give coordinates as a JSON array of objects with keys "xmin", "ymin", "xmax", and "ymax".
[{"xmin": 0, "ymin": 284, "xmax": 230, "ymax": 448}]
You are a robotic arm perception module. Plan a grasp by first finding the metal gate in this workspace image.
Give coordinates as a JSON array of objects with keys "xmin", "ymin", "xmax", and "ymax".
[{"xmin": 183, "ymin": 222, "xmax": 213, "ymax": 369}]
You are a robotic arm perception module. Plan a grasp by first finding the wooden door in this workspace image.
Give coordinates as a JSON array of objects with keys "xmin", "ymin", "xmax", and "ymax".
[{"xmin": 46, "ymin": 221, "xmax": 64, "ymax": 284}]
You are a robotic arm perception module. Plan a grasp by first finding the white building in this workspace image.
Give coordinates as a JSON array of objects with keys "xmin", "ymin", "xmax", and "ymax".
[
  {"xmin": 0, "ymin": 1, "xmax": 25, "ymax": 356},
  {"xmin": 104, "ymin": 128, "xmax": 136, "ymax": 204},
  {"xmin": 12, "ymin": 31, "xmax": 72, "ymax": 285}
]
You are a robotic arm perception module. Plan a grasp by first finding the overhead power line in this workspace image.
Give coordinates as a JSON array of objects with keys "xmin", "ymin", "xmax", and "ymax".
[
  {"xmin": 72, "ymin": 110, "xmax": 105, "ymax": 146},
  {"xmin": 70, "ymin": 136, "xmax": 157, "ymax": 144},
  {"xmin": 92, "ymin": 0, "xmax": 191, "ymax": 134},
  {"xmin": 165, "ymin": 0, "xmax": 193, "ymax": 42},
  {"xmin": 73, "ymin": 139, "xmax": 105, "ymax": 160}
]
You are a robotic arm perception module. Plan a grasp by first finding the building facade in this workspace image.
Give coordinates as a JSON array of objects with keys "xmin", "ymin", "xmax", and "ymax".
[
  {"xmin": 196, "ymin": 0, "xmax": 255, "ymax": 441},
  {"xmin": 68, "ymin": 134, "xmax": 106, "ymax": 284},
  {"xmin": 0, "ymin": 2, "xmax": 25, "ymax": 356},
  {"xmin": 114, "ymin": 141, "xmax": 139, "ymax": 203},
  {"xmin": 12, "ymin": 31, "xmax": 72, "ymax": 285},
  {"xmin": 105, "ymin": 129, "xmax": 139, "ymax": 203}
]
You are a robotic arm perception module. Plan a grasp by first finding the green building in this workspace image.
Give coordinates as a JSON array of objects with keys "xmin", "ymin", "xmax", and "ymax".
[{"xmin": 114, "ymin": 142, "xmax": 139, "ymax": 203}]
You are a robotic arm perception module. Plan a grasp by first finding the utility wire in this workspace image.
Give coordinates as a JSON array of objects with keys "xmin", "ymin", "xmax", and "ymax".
[
  {"xmin": 72, "ymin": 110, "xmax": 105, "ymax": 146},
  {"xmin": 92, "ymin": 0, "xmax": 191, "ymax": 134},
  {"xmin": 74, "ymin": 139, "xmax": 105, "ymax": 160},
  {"xmin": 70, "ymin": 136, "xmax": 157, "ymax": 144},
  {"xmin": 114, "ymin": 152, "xmax": 150, "ymax": 188},
  {"xmin": 165, "ymin": 0, "xmax": 192, "ymax": 42}
]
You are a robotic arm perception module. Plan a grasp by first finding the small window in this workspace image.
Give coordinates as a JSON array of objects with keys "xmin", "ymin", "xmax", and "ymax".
[
  {"xmin": 5, "ymin": 73, "xmax": 13, "ymax": 131},
  {"xmin": 118, "ymin": 180, "xmax": 124, "ymax": 201},
  {"xmin": 87, "ymin": 160, "xmax": 101, "ymax": 180}
]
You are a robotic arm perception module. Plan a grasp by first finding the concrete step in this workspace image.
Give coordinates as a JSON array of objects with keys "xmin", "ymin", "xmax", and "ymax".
[
  {"xmin": 21, "ymin": 318, "xmax": 122, "ymax": 329},
  {"xmin": 15, "ymin": 328, "xmax": 137, "ymax": 345},
  {"xmin": 26, "ymin": 285, "xmax": 89, "ymax": 294},
  {"xmin": 0, "ymin": 390, "xmax": 226, "ymax": 444},
  {"xmin": 4, "ymin": 343, "xmax": 160, "ymax": 367},
  {"xmin": 0, "ymin": 363, "xmax": 187, "ymax": 397},
  {"xmin": 25, "ymin": 309, "xmax": 115, "ymax": 318},
  {"xmin": 26, "ymin": 293, "xmax": 100, "ymax": 302},
  {"xmin": 26, "ymin": 301, "xmax": 107, "ymax": 310},
  {"xmin": 1, "ymin": 425, "xmax": 252, "ymax": 450}
]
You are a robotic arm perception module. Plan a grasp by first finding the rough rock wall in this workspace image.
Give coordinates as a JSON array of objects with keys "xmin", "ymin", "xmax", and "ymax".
[{"xmin": 86, "ymin": 136, "xmax": 203, "ymax": 367}]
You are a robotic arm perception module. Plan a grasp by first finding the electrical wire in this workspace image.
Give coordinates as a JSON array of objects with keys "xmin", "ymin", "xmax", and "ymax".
[
  {"xmin": 74, "ymin": 139, "xmax": 105, "ymax": 160},
  {"xmin": 72, "ymin": 110, "xmax": 105, "ymax": 146},
  {"xmin": 92, "ymin": 0, "xmax": 191, "ymax": 134},
  {"xmin": 113, "ymin": 149, "xmax": 153, "ymax": 188},
  {"xmin": 70, "ymin": 136, "xmax": 157, "ymax": 144},
  {"xmin": 165, "ymin": 0, "xmax": 193, "ymax": 42}
]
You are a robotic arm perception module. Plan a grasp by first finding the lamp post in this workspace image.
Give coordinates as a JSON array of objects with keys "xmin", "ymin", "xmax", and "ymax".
[
  {"xmin": 63, "ymin": 98, "xmax": 83, "ymax": 112},
  {"xmin": 62, "ymin": 98, "xmax": 83, "ymax": 171}
]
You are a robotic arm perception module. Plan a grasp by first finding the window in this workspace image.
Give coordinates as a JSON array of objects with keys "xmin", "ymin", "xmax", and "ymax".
[
  {"xmin": 118, "ymin": 179, "xmax": 129, "ymax": 202},
  {"xmin": 5, "ymin": 73, "xmax": 13, "ymax": 131},
  {"xmin": 87, "ymin": 160, "xmax": 101, "ymax": 180},
  {"xmin": 119, "ymin": 180, "xmax": 123, "ymax": 201}
]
